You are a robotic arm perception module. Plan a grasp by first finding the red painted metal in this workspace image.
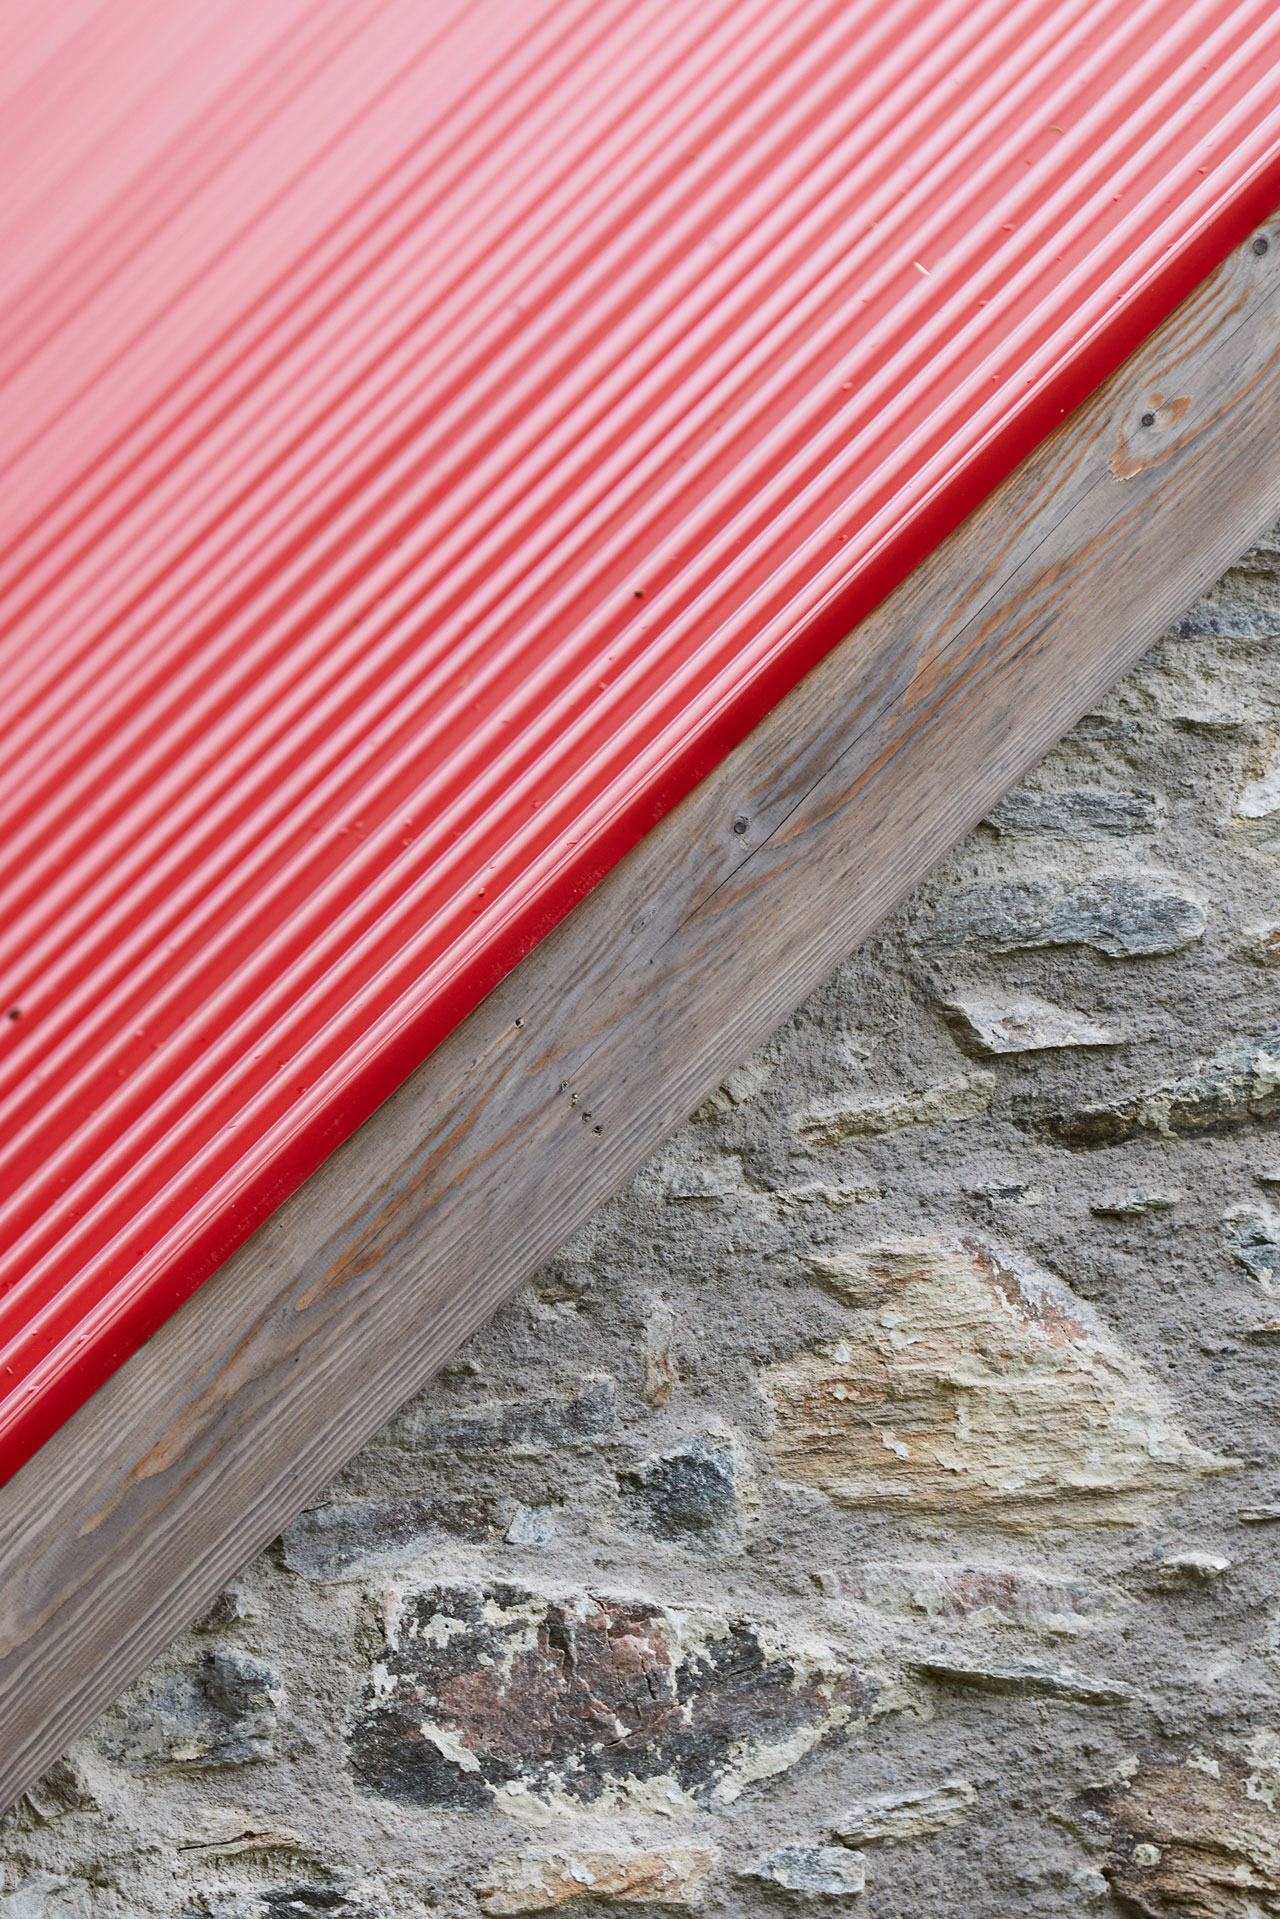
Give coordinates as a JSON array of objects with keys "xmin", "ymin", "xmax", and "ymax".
[{"xmin": 1, "ymin": 0, "xmax": 1279, "ymax": 1480}]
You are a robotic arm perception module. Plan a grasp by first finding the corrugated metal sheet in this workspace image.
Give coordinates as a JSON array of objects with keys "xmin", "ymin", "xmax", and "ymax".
[{"xmin": 2, "ymin": 0, "xmax": 1279, "ymax": 1479}]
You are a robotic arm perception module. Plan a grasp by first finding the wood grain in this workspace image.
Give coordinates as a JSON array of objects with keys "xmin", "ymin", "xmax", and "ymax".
[{"xmin": 4, "ymin": 220, "xmax": 1280, "ymax": 1810}]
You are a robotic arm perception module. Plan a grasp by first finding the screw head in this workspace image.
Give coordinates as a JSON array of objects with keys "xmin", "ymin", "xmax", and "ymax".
[
  {"xmin": 1140, "ymin": 411, "xmax": 1156, "ymax": 427},
  {"xmin": 1254, "ymin": 235, "xmax": 1271, "ymax": 256},
  {"xmin": 732, "ymin": 815, "xmax": 749, "ymax": 835}
]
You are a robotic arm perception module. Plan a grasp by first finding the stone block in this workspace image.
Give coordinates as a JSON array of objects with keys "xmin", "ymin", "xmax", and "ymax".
[
  {"xmin": 1223, "ymin": 1205, "xmax": 1280, "ymax": 1292},
  {"xmin": 1038, "ymin": 1036, "xmax": 1280, "ymax": 1146},
  {"xmin": 1238, "ymin": 922, "xmax": 1280, "ymax": 967},
  {"xmin": 830, "ymin": 1778, "xmax": 976, "ymax": 1846},
  {"xmin": 278, "ymin": 1496, "xmax": 491, "ymax": 1580},
  {"xmin": 477, "ymin": 1846, "xmax": 719, "ymax": 1912},
  {"xmin": 1144, "ymin": 1549, "xmax": 1231, "ymax": 1587},
  {"xmin": 9, "ymin": 1758, "xmax": 95, "ymax": 1827},
  {"xmin": 923, "ymin": 872, "xmax": 1205, "ymax": 958},
  {"xmin": 98, "ymin": 1648, "xmax": 281, "ymax": 1771},
  {"xmin": 1090, "ymin": 1190, "xmax": 1182, "ymax": 1218},
  {"xmin": 761, "ymin": 1236, "xmax": 1234, "ymax": 1527},
  {"xmin": 0, "ymin": 1877, "xmax": 90, "ymax": 1919},
  {"xmin": 743, "ymin": 1847, "xmax": 865, "ymax": 1897},
  {"xmin": 617, "ymin": 1430, "xmax": 750, "ymax": 1556},
  {"xmin": 378, "ymin": 1377, "xmax": 616, "ymax": 1455},
  {"xmin": 642, "ymin": 1297, "xmax": 677, "ymax": 1408},
  {"xmin": 1235, "ymin": 745, "xmax": 1280, "ymax": 819},
  {"xmin": 348, "ymin": 1583, "xmax": 874, "ymax": 1815},
  {"xmin": 985, "ymin": 787, "xmax": 1162, "ymax": 837},
  {"xmin": 843, "ymin": 1563, "xmax": 1112, "ymax": 1630},
  {"xmin": 938, "ymin": 993, "xmax": 1117, "ymax": 1055},
  {"xmin": 795, "ymin": 1072, "xmax": 994, "ymax": 1147},
  {"xmin": 910, "ymin": 1655, "xmax": 1134, "ymax": 1705},
  {"xmin": 1071, "ymin": 1746, "xmax": 1280, "ymax": 1915}
]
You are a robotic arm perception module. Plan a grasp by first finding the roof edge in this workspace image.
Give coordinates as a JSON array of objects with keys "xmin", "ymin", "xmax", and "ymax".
[{"xmin": 2, "ymin": 215, "xmax": 1280, "ymax": 1808}]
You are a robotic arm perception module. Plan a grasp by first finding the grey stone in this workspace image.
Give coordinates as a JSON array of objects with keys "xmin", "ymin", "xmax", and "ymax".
[
  {"xmin": 923, "ymin": 872, "xmax": 1205, "ymax": 958},
  {"xmin": 795, "ymin": 1071, "xmax": 994, "ymax": 1146},
  {"xmin": 938, "ymin": 992, "xmax": 1117, "ymax": 1055},
  {"xmin": 173, "ymin": 1811, "xmax": 304, "ymax": 1856},
  {"xmin": 200, "ymin": 1894, "xmax": 356, "ymax": 1918},
  {"xmin": 618, "ymin": 1430, "xmax": 749, "ymax": 1555},
  {"xmin": 1237, "ymin": 921, "xmax": 1280, "ymax": 967},
  {"xmin": 831, "ymin": 1778, "xmax": 976, "ymax": 1846},
  {"xmin": 910, "ymin": 1656, "xmax": 1135, "ymax": 1704},
  {"xmin": 1223, "ymin": 1206, "xmax": 1280, "ymax": 1292},
  {"xmin": 193, "ymin": 1584, "xmax": 260, "ymax": 1633},
  {"xmin": 10, "ymin": 1759, "xmax": 94, "ymax": 1827},
  {"xmin": 98, "ymin": 1648, "xmax": 281, "ymax": 1771},
  {"xmin": 0, "ymin": 1877, "xmax": 90, "ymax": 1919},
  {"xmin": 971, "ymin": 1177, "xmax": 1043, "ymax": 1206},
  {"xmin": 743, "ymin": 1848, "xmax": 865, "ymax": 1897},
  {"xmin": 1038, "ymin": 1035, "xmax": 1280, "ymax": 1146},
  {"xmin": 985, "ymin": 787, "xmax": 1162, "ymax": 837},
  {"xmin": 843, "ymin": 1563, "xmax": 1110, "ymax": 1628},
  {"xmin": 1234, "ymin": 745, "xmax": 1280, "ymax": 819},
  {"xmin": 505, "ymin": 1504, "xmax": 557, "ymax": 1546},
  {"xmin": 1090, "ymin": 1190, "xmax": 1183, "ymax": 1218},
  {"xmin": 278, "ymin": 1495, "xmax": 491, "ymax": 1580},
  {"xmin": 378, "ymin": 1375, "xmax": 616, "ymax": 1454},
  {"xmin": 1144, "ymin": 1550, "xmax": 1231, "ymax": 1587},
  {"xmin": 348, "ymin": 1583, "xmax": 874, "ymax": 1814}
]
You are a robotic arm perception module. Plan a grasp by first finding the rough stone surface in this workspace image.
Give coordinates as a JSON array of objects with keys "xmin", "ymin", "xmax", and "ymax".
[
  {"xmin": 476, "ymin": 1847, "xmax": 719, "ymax": 1912},
  {"xmin": 1223, "ymin": 1205, "xmax": 1280, "ymax": 1293},
  {"xmin": 922, "ymin": 872, "xmax": 1206, "ymax": 958},
  {"xmin": 984, "ymin": 786, "xmax": 1163, "ymax": 838},
  {"xmin": 742, "ymin": 1847, "xmax": 865, "ymax": 1897},
  {"xmin": 278, "ymin": 1499, "xmax": 492, "ymax": 1582},
  {"xmin": 377, "ymin": 1378, "xmax": 616, "ymax": 1456},
  {"xmin": 1071, "ymin": 1744, "xmax": 1280, "ymax": 1915},
  {"xmin": 617, "ymin": 1431, "xmax": 751, "ymax": 1557},
  {"xmin": 795, "ymin": 1072, "xmax": 995, "ymax": 1146},
  {"xmin": 830, "ymin": 1779, "xmax": 976, "ymax": 1847},
  {"xmin": 95, "ymin": 1650, "xmax": 281, "ymax": 1772},
  {"xmin": 840, "ymin": 1562, "xmax": 1114, "ymax": 1629},
  {"xmin": 1090, "ymin": 1188, "xmax": 1183, "ymax": 1218},
  {"xmin": 348, "ymin": 1585, "xmax": 874, "ymax": 1816},
  {"xmin": 761, "ymin": 1235, "xmax": 1233, "ymax": 1527},
  {"xmin": 909, "ymin": 1655, "xmax": 1135, "ymax": 1706},
  {"xmin": 11, "ymin": 536, "xmax": 1280, "ymax": 1912},
  {"xmin": 1038, "ymin": 1034, "xmax": 1280, "ymax": 1146},
  {"xmin": 937, "ymin": 993, "xmax": 1118, "ymax": 1056}
]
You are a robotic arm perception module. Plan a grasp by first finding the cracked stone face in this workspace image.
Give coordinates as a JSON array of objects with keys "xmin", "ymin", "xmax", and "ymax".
[
  {"xmin": 760, "ymin": 1235, "xmax": 1235, "ymax": 1527},
  {"xmin": 616, "ymin": 1430, "xmax": 750, "ymax": 1556},
  {"xmin": 95, "ymin": 1650, "xmax": 281, "ymax": 1772},
  {"xmin": 348, "ymin": 1585, "xmax": 874, "ymax": 1815},
  {"xmin": 1071, "ymin": 1746, "xmax": 1280, "ymax": 1916},
  {"xmin": 476, "ymin": 1846, "xmax": 719, "ymax": 1914}
]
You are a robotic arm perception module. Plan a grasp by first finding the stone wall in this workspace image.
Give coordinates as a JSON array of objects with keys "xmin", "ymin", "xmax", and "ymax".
[{"xmin": 6, "ymin": 534, "xmax": 1280, "ymax": 1917}]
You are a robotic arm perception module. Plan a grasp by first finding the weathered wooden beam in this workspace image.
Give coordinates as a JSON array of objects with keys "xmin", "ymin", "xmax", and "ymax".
[{"xmin": 3, "ymin": 220, "xmax": 1280, "ymax": 1810}]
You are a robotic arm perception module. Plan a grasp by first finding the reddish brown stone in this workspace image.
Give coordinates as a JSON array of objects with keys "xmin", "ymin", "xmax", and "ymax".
[{"xmin": 348, "ymin": 1584, "xmax": 873, "ymax": 1812}]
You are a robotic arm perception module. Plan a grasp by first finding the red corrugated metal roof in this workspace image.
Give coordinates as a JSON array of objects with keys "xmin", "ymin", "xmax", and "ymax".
[{"xmin": 2, "ymin": 0, "xmax": 1279, "ymax": 1479}]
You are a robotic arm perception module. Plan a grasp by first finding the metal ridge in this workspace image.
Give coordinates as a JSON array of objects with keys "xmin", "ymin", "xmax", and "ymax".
[{"xmin": 2, "ymin": 0, "xmax": 1279, "ymax": 1478}]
